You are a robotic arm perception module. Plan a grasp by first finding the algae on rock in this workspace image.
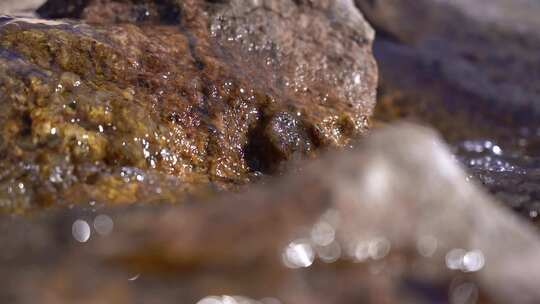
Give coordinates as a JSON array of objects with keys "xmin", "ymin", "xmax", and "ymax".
[{"xmin": 0, "ymin": 0, "xmax": 377, "ymax": 212}]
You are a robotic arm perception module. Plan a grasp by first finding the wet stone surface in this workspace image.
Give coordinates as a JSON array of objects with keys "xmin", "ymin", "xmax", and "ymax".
[
  {"xmin": 0, "ymin": 0, "xmax": 377, "ymax": 212},
  {"xmin": 452, "ymin": 132, "xmax": 540, "ymax": 224}
]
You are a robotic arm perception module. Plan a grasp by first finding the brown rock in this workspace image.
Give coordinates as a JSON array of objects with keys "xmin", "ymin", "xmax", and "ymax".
[{"xmin": 0, "ymin": 0, "xmax": 377, "ymax": 212}]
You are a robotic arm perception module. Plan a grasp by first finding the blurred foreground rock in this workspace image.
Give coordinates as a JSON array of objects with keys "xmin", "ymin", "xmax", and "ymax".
[
  {"xmin": 1, "ymin": 124, "xmax": 540, "ymax": 304},
  {"xmin": 0, "ymin": 0, "xmax": 377, "ymax": 212}
]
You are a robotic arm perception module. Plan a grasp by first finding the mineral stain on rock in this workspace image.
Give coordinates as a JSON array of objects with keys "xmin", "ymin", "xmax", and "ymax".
[{"xmin": 0, "ymin": 0, "xmax": 378, "ymax": 212}]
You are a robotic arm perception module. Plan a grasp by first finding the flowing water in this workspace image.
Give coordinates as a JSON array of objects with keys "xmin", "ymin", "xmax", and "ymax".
[{"xmin": 454, "ymin": 130, "xmax": 540, "ymax": 224}]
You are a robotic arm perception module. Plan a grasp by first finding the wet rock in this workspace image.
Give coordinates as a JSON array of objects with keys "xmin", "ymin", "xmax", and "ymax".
[
  {"xmin": 1, "ymin": 124, "xmax": 539, "ymax": 303},
  {"xmin": 0, "ymin": 0, "xmax": 377, "ymax": 212}
]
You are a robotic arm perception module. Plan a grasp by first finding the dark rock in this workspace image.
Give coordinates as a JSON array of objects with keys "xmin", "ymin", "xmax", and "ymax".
[
  {"xmin": 37, "ymin": 0, "xmax": 89, "ymax": 18},
  {"xmin": 0, "ymin": 0, "xmax": 377, "ymax": 212}
]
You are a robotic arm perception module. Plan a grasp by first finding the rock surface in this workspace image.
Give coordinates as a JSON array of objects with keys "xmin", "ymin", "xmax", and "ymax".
[
  {"xmin": 0, "ymin": 0, "xmax": 377, "ymax": 212},
  {"xmin": 2, "ymin": 124, "xmax": 540, "ymax": 304}
]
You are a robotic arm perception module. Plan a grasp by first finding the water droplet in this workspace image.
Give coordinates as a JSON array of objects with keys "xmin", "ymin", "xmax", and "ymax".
[
  {"xmin": 492, "ymin": 145, "xmax": 502, "ymax": 155},
  {"xmin": 446, "ymin": 248, "xmax": 466, "ymax": 270},
  {"xmin": 93, "ymin": 214, "xmax": 114, "ymax": 236},
  {"xmin": 17, "ymin": 182, "xmax": 25, "ymax": 194},
  {"xmin": 72, "ymin": 219, "xmax": 91, "ymax": 243},
  {"xmin": 128, "ymin": 273, "xmax": 140, "ymax": 281},
  {"xmin": 353, "ymin": 73, "xmax": 361, "ymax": 84},
  {"xmin": 462, "ymin": 250, "xmax": 485, "ymax": 272},
  {"xmin": 354, "ymin": 241, "xmax": 371, "ymax": 262},
  {"xmin": 316, "ymin": 242, "xmax": 341, "ymax": 263},
  {"xmin": 446, "ymin": 248, "xmax": 485, "ymax": 272},
  {"xmin": 311, "ymin": 221, "xmax": 335, "ymax": 246},
  {"xmin": 282, "ymin": 239, "xmax": 315, "ymax": 268}
]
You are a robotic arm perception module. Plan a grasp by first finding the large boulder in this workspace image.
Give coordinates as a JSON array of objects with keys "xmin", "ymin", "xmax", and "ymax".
[{"xmin": 0, "ymin": 0, "xmax": 377, "ymax": 212}]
